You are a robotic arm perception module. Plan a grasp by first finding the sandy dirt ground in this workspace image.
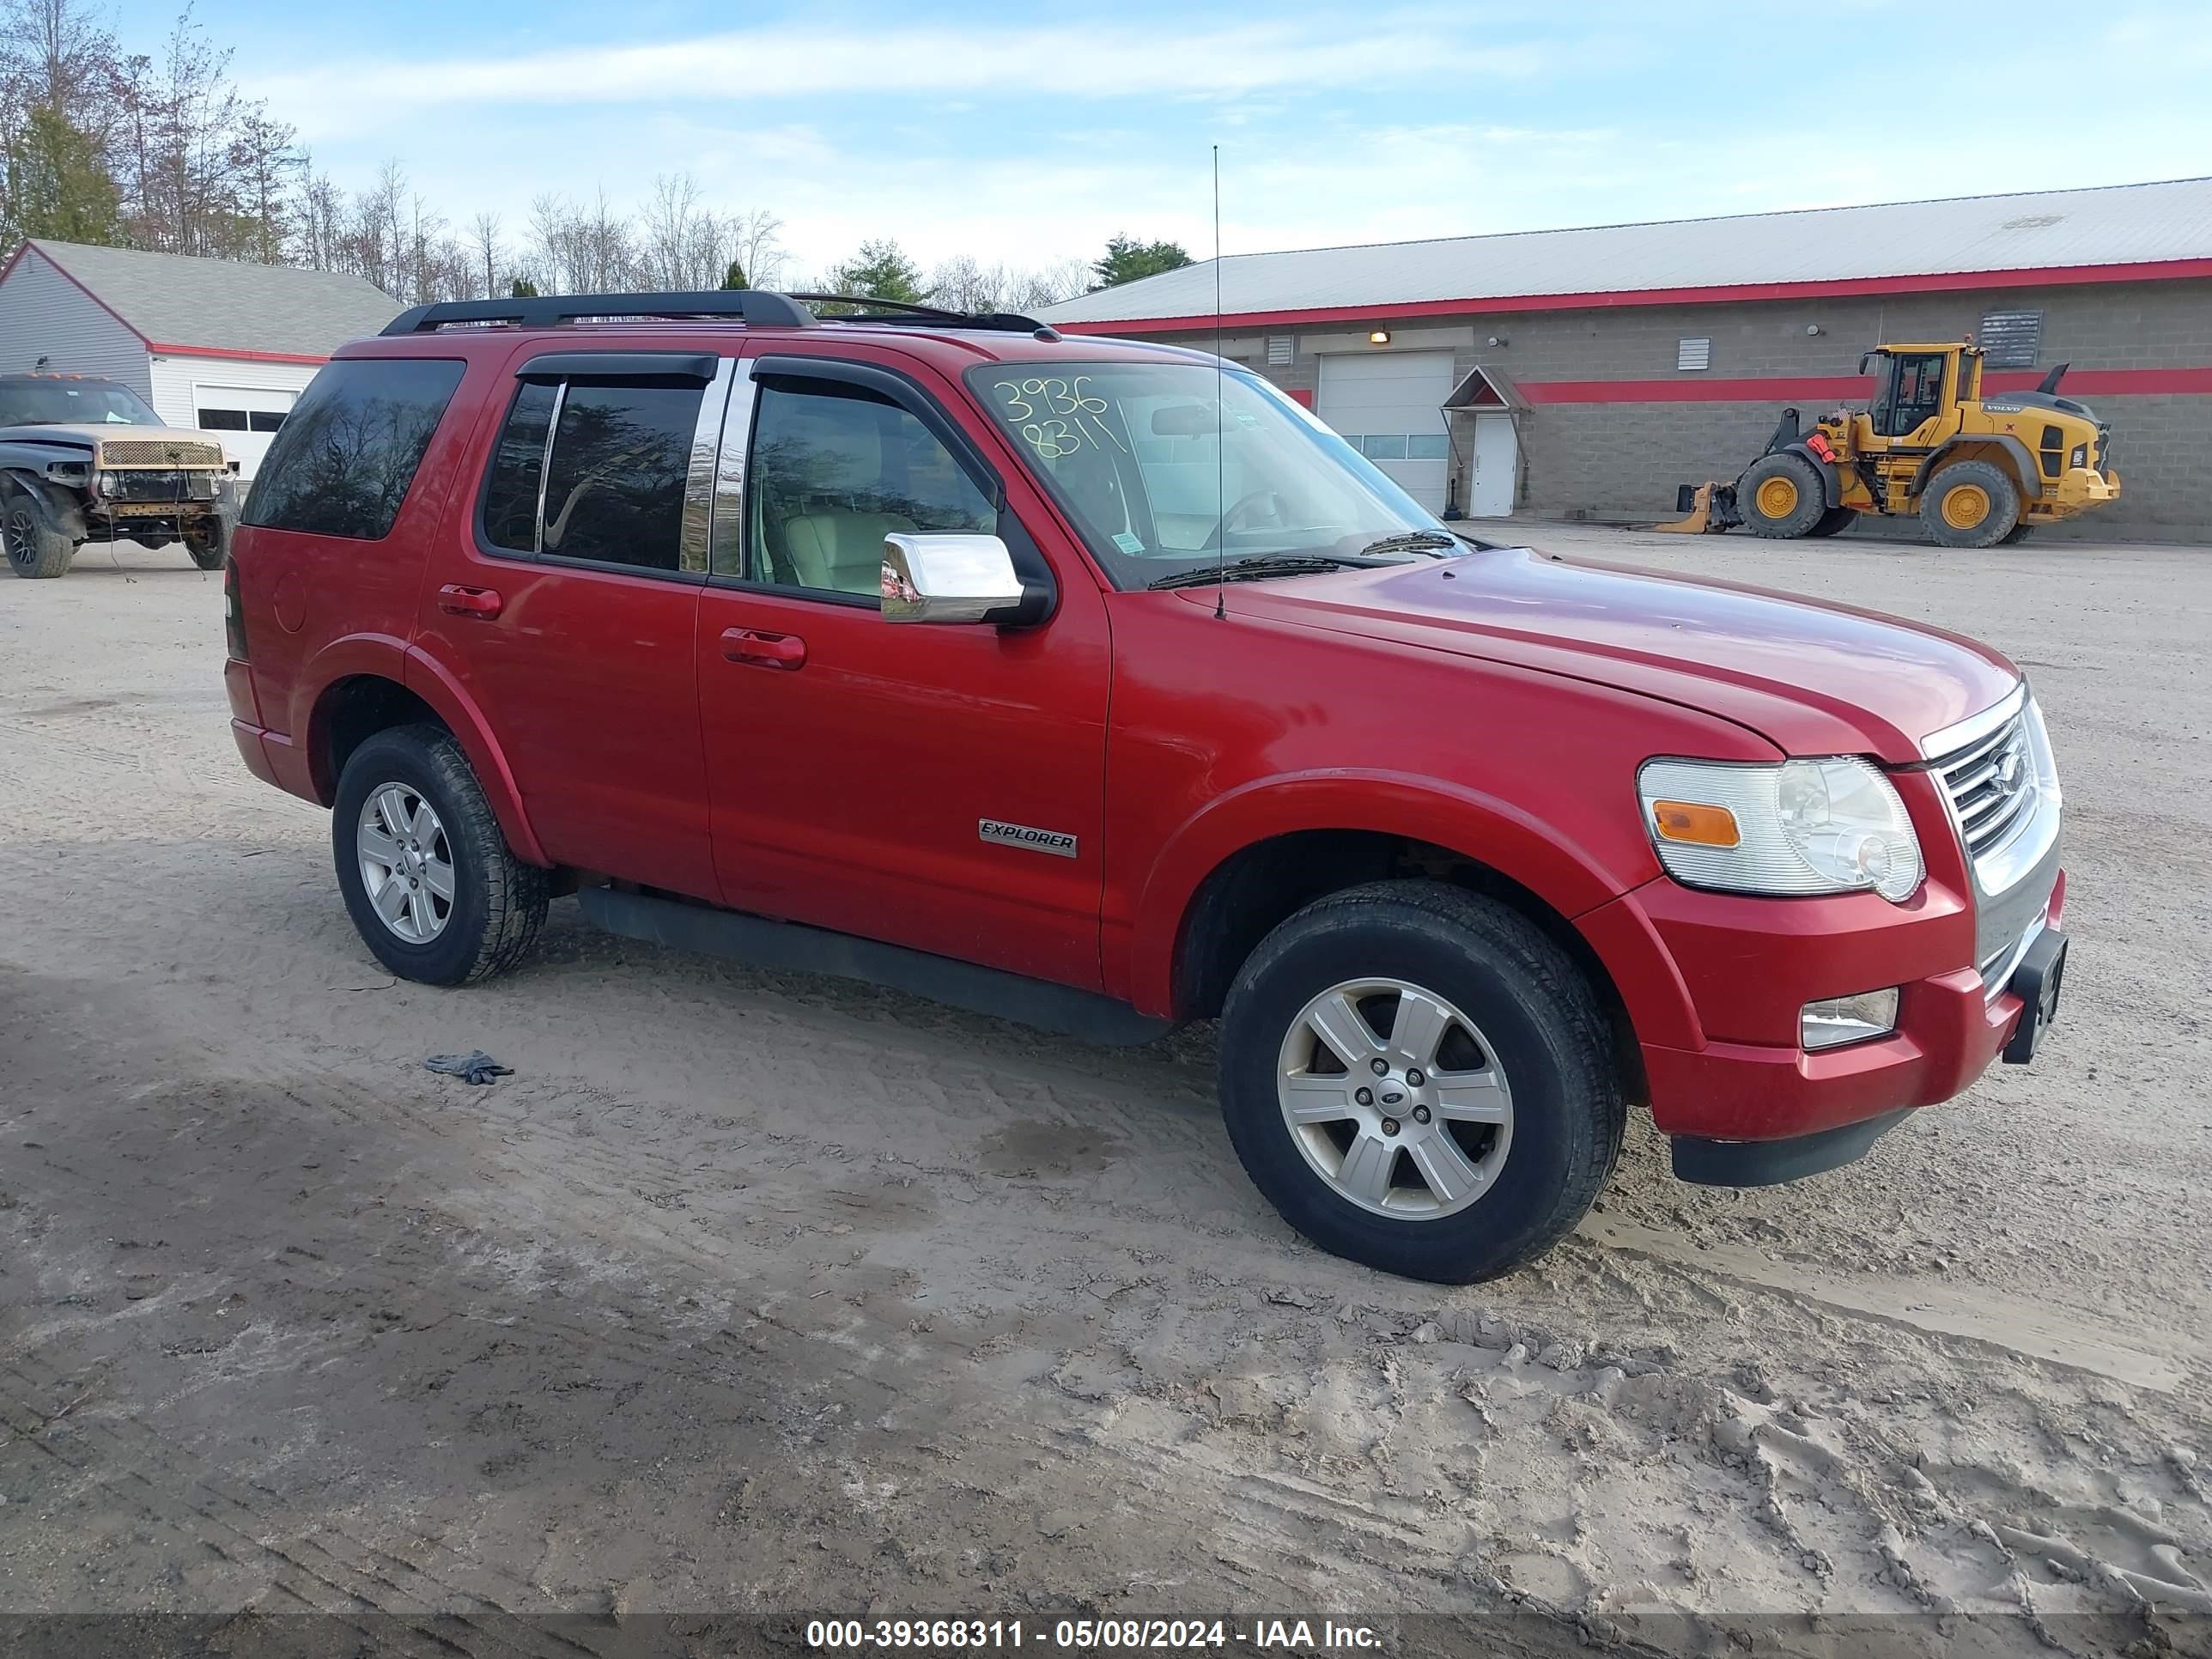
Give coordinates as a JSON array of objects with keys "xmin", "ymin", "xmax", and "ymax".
[{"xmin": 3, "ymin": 525, "xmax": 2209, "ymax": 1657}]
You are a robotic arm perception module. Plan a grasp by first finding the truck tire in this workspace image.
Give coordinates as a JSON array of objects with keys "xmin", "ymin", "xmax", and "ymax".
[
  {"xmin": 3, "ymin": 484, "xmax": 76, "ymax": 579},
  {"xmin": 1217, "ymin": 879, "xmax": 1624, "ymax": 1284},
  {"xmin": 183, "ymin": 514, "xmax": 226, "ymax": 570},
  {"xmin": 1920, "ymin": 459, "xmax": 2020, "ymax": 550},
  {"xmin": 1808, "ymin": 506, "xmax": 1856, "ymax": 538},
  {"xmin": 1736, "ymin": 453, "xmax": 1828, "ymax": 538},
  {"xmin": 331, "ymin": 724, "xmax": 549, "ymax": 987}
]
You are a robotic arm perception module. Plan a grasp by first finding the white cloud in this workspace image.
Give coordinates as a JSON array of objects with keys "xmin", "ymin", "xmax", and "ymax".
[{"xmin": 254, "ymin": 14, "xmax": 1545, "ymax": 141}]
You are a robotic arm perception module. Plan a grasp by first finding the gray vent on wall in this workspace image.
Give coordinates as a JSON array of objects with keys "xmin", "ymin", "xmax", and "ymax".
[
  {"xmin": 1265, "ymin": 336, "xmax": 1294, "ymax": 366},
  {"xmin": 1676, "ymin": 337, "xmax": 1711, "ymax": 372},
  {"xmin": 1978, "ymin": 310, "xmax": 2044, "ymax": 369}
]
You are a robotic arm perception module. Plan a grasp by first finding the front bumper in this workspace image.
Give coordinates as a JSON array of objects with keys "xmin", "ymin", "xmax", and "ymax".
[{"xmin": 1582, "ymin": 866, "xmax": 2065, "ymax": 1149}]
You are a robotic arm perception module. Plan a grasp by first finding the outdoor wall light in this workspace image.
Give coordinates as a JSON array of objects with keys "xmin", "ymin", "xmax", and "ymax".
[
  {"xmin": 1368, "ymin": 330, "xmax": 1392, "ymax": 344},
  {"xmin": 1806, "ymin": 324, "xmax": 1824, "ymax": 337},
  {"xmin": 1486, "ymin": 335, "xmax": 1507, "ymax": 348}
]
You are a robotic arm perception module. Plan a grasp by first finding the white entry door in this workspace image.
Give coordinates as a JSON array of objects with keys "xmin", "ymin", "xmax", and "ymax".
[
  {"xmin": 1316, "ymin": 350, "xmax": 1454, "ymax": 514},
  {"xmin": 190, "ymin": 384, "xmax": 298, "ymax": 479},
  {"xmin": 1471, "ymin": 412, "xmax": 1518, "ymax": 518}
]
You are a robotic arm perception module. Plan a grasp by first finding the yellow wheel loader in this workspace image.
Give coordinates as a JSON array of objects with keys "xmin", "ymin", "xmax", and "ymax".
[{"xmin": 1659, "ymin": 342, "xmax": 2120, "ymax": 548}]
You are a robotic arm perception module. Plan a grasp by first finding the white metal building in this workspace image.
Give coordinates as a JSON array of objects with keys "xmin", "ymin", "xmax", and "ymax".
[{"xmin": 0, "ymin": 240, "xmax": 401, "ymax": 477}]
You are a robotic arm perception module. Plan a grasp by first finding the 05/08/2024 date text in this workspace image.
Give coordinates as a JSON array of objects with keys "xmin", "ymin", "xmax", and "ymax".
[{"xmin": 808, "ymin": 1618, "xmax": 1382, "ymax": 1650}]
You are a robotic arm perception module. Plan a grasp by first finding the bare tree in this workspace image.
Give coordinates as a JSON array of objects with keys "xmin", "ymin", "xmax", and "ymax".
[
  {"xmin": 728, "ymin": 206, "xmax": 786, "ymax": 289},
  {"xmin": 470, "ymin": 210, "xmax": 501, "ymax": 299}
]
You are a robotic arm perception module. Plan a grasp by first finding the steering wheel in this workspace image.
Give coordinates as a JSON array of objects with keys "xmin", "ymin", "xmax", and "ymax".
[{"xmin": 1199, "ymin": 489, "xmax": 1287, "ymax": 550}]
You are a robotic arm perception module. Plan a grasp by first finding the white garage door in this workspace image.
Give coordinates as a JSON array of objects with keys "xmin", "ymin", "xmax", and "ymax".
[
  {"xmin": 191, "ymin": 384, "xmax": 297, "ymax": 479},
  {"xmin": 1316, "ymin": 350, "xmax": 1454, "ymax": 514}
]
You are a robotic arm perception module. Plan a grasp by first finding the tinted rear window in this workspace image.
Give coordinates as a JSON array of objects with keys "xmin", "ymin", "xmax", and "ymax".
[{"xmin": 244, "ymin": 358, "xmax": 465, "ymax": 539}]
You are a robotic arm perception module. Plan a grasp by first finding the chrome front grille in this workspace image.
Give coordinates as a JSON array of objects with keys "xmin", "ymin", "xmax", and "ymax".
[
  {"xmin": 99, "ymin": 438, "xmax": 224, "ymax": 467},
  {"xmin": 1935, "ymin": 711, "xmax": 2037, "ymax": 864},
  {"xmin": 1923, "ymin": 685, "xmax": 2063, "ymax": 999}
]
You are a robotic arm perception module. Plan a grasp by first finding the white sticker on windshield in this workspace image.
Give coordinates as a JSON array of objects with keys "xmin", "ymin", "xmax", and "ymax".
[{"xmin": 1112, "ymin": 532, "xmax": 1146, "ymax": 555}]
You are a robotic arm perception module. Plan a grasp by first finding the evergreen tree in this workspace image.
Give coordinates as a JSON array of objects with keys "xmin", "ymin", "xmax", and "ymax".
[
  {"xmin": 508, "ymin": 275, "xmax": 539, "ymax": 298},
  {"xmin": 2, "ymin": 103, "xmax": 123, "ymax": 246},
  {"xmin": 720, "ymin": 257, "xmax": 746, "ymax": 289},
  {"xmin": 827, "ymin": 238, "xmax": 929, "ymax": 305},
  {"xmin": 1090, "ymin": 234, "xmax": 1192, "ymax": 290}
]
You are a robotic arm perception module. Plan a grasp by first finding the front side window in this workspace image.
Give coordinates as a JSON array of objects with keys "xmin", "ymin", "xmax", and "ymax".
[
  {"xmin": 244, "ymin": 358, "xmax": 465, "ymax": 540},
  {"xmin": 747, "ymin": 378, "xmax": 995, "ymax": 597},
  {"xmin": 967, "ymin": 362, "xmax": 1446, "ymax": 589}
]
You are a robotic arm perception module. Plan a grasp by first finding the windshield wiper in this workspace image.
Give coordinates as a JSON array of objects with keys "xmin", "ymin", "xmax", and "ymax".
[
  {"xmin": 1147, "ymin": 556, "xmax": 1369, "ymax": 591},
  {"xmin": 1357, "ymin": 530, "xmax": 1457, "ymax": 558}
]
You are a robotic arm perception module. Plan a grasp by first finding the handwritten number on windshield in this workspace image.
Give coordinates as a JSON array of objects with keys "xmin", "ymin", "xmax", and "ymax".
[{"xmin": 992, "ymin": 377, "xmax": 1127, "ymax": 459}]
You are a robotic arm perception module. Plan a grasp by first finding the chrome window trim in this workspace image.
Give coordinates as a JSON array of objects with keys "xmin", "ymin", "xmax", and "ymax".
[
  {"xmin": 532, "ymin": 380, "xmax": 566, "ymax": 557},
  {"xmin": 1917, "ymin": 679, "xmax": 2026, "ymax": 761},
  {"xmin": 710, "ymin": 361, "xmax": 758, "ymax": 579},
  {"xmin": 678, "ymin": 357, "xmax": 736, "ymax": 575}
]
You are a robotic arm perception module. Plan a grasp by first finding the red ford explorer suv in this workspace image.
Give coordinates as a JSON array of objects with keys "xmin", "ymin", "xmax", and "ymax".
[{"xmin": 225, "ymin": 289, "xmax": 2066, "ymax": 1283}]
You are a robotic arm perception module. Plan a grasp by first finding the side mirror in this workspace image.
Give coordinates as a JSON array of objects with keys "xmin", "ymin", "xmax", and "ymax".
[{"xmin": 880, "ymin": 532, "xmax": 1024, "ymax": 624}]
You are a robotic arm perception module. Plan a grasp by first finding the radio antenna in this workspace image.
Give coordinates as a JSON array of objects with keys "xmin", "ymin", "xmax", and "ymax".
[{"xmin": 1212, "ymin": 143, "xmax": 1226, "ymax": 621}]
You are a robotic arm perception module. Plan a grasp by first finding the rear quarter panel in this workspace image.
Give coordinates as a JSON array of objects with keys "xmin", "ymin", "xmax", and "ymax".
[{"xmin": 233, "ymin": 350, "xmax": 488, "ymax": 775}]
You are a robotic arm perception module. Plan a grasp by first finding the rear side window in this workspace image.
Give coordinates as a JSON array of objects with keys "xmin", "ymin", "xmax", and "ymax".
[
  {"xmin": 541, "ymin": 384, "xmax": 702, "ymax": 570},
  {"xmin": 243, "ymin": 359, "xmax": 464, "ymax": 539},
  {"xmin": 478, "ymin": 379, "xmax": 705, "ymax": 572}
]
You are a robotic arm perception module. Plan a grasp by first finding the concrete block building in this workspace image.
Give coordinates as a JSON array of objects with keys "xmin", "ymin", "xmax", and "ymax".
[
  {"xmin": 0, "ymin": 240, "xmax": 401, "ymax": 477},
  {"xmin": 1041, "ymin": 179, "xmax": 2212, "ymax": 542}
]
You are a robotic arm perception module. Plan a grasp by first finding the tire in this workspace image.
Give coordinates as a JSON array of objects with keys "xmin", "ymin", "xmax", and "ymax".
[
  {"xmin": 1218, "ymin": 879, "xmax": 1625, "ymax": 1284},
  {"xmin": 1919, "ymin": 459, "xmax": 2020, "ymax": 550},
  {"xmin": 1807, "ymin": 506, "xmax": 1856, "ymax": 538},
  {"xmin": 3, "ymin": 484, "xmax": 77, "ymax": 579},
  {"xmin": 1736, "ymin": 453, "xmax": 1829, "ymax": 539},
  {"xmin": 2001, "ymin": 523, "xmax": 2035, "ymax": 545},
  {"xmin": 184, "ymin": 514, "xmax": 226, "ymax": 570},
  {"xmin": 331, "ymin": 723, "xmax": 549, "ymax": 986}
]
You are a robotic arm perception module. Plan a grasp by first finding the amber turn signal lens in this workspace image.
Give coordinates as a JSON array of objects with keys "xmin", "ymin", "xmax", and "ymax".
[{"xmin": 1651, "ymin": 799, "xmax": 1741, "ymax": 847}]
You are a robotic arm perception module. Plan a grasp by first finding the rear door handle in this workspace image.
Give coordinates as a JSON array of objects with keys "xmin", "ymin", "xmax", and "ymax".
[
  {"xmin": 720, "ymin": 627, "xmax": 806, "ymax": 669},
  {"xmin": 436, "ymin": 584, "xmax": 502, "ymax": 618}
]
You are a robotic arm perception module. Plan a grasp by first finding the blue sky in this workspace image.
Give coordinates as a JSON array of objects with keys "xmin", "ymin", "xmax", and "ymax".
[{"xmin": 121, "ymin": 0, "xmax": 2212, "ymax": 281}]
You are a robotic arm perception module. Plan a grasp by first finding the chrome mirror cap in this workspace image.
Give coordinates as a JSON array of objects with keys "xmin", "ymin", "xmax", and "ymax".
[{"xmin": 881, "ymin": 532, "xmax": 1023, "ymax": 623}]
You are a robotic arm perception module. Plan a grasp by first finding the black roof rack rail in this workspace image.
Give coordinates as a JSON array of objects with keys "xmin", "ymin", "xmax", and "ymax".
[
  {"xmin": 380, "ymin": 289, "xmax": 817, "ymax": 337},
  {"xmin": 786, "ymin": 293, "xmax": 1061, "ymax": 341}
]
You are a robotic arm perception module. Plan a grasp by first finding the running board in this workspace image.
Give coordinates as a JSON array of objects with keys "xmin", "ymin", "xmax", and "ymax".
[{"xmin": 577, "ymin": 885, "xmax": 1173, "ymax": 1048}]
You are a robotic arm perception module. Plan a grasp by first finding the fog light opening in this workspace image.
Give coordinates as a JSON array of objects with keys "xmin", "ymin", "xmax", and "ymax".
[{"xmin": 1802, "ymin": 988, "xmax": 1899, "ymax": 1051}]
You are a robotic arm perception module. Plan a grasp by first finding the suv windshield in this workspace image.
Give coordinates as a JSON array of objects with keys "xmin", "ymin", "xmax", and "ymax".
[
  {"xmin": 0, "ymin": 380, "xmax": 163, "ymax": 428},
  {"xmin": 968, "ymin": 362, "xmax": 1449, "ymax": 588}
]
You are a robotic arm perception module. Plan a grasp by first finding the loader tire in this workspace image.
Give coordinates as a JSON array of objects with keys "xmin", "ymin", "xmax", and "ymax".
[
  {"xmin": 1808, "ymin": 507, "xmax": 1856, "ymax": 538},
  {"xmin": 2001, "ymin": 523, "xmax": 2035, "ymax": 545},
  {"xmin": 1921, "ymin": 460, "xmax": 2020, "ymax": 550},
  {"xmin": 1738, "ymin": 453, "xmax": 1827, "ymax": 539}
]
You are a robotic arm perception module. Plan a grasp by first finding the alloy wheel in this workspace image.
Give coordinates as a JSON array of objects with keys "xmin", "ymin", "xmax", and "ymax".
[
  {"xmin": 1275, "ymin": 977, "xmax": 1514, "ymax": 1218},
  {"xmin": 356, "ymin": 782, "xmax": 456, "ymax": 944}
]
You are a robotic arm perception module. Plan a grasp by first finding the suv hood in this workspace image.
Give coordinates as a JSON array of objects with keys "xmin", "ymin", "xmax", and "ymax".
[{"xmin": 1218, "ymin": 544, "xmax": 2019, "ymax": 763}]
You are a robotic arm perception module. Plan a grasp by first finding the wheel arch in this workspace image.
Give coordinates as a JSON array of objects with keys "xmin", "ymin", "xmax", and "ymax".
[
  {"xmin": 1152, "ymin": 811, "xmax": 1652, "ymax": 1110},
  {"xmin": 0, "ymin": 466, "xmax": 90, "ymax": 541},
  {"xmin": 305, "ymin": 653, "xmax": 550, "ymax": 867},
  {"xmin": 1911, "ymin": 436, "xmax": 2035, "ymax": 501}
]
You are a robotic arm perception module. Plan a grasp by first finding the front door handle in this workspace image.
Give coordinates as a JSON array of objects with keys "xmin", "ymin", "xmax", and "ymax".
[
  {"xmin": 720, "ymin": 626, "xmax": 806, "ymax": 669},
  {"xmin": 437, "ymin": 584, "xmax": 502, "ymax": 618}
]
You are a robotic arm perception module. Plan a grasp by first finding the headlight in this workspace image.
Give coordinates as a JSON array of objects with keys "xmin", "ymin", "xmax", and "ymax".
[
  {"xmin": 1638, "ymin": 756, "xmax": 1923, "ymax": 902},
  {"xmin": 2069, "ymin": 443, "xmax": 2087, "ymax": 469}
]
